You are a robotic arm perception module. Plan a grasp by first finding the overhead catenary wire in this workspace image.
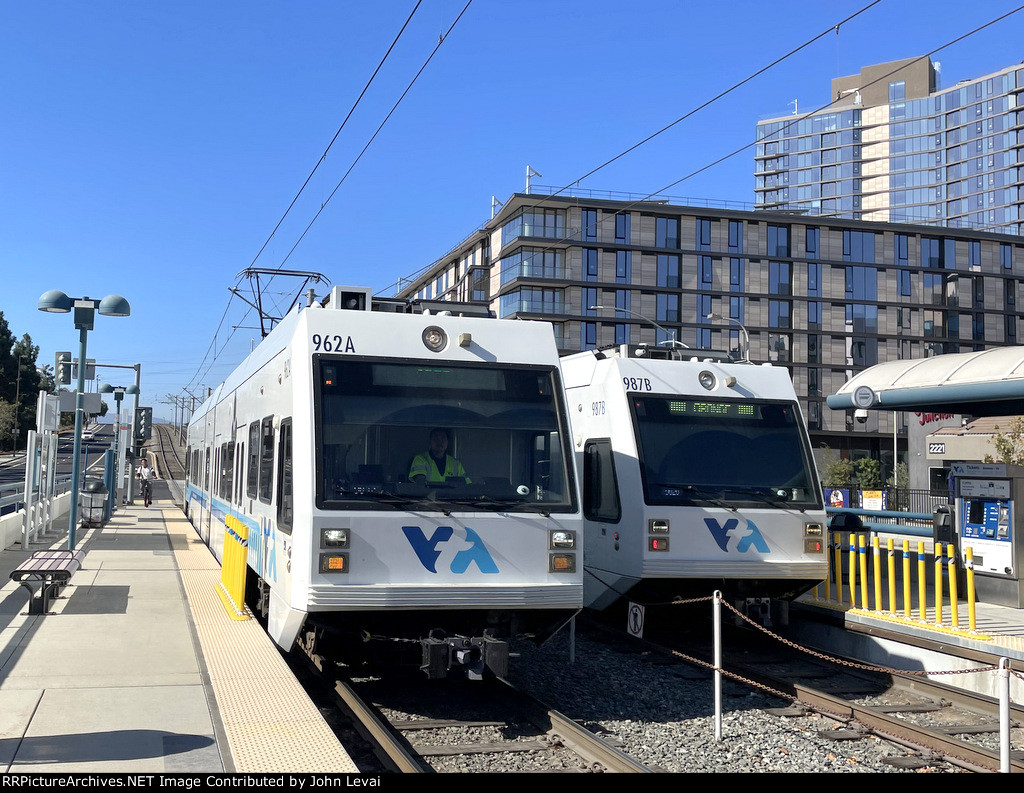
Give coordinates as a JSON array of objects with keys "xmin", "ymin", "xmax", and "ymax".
[
  {"xmin": 380, "ymin": 0, "xmax": 883, "ymax": 296},
  {"xmin": 180, "ymin": 1, "xmax": 440, "ymax": 398},
  {"xmin": 405, "ymin": 3, "xmax": 1024, "ymax": 307}
]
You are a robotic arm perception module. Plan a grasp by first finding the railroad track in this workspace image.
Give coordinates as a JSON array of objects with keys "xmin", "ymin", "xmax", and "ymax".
[
  {"xmin": 623, "ymin": 605, "xmax": 1024, "ymax": 773},
  {"xmin": 292, "ymin": 648, "xmax": 654, "ymax": 773},
  {"xmin": 148, "ymin": 422, "xmax": 186, "ymax": 481}
]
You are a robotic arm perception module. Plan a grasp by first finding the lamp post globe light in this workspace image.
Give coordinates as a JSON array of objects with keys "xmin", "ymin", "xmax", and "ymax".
[
  {"xmin": 38, "ymin": 291, "xmax": 130, "ymax": 549},
  {"xmin": 706, "ymin": 312, "xmax": 751, "ymax": 363},
  {"xmin": 590, "ymin": 305, "xmax": 689, "ymax": 349}
]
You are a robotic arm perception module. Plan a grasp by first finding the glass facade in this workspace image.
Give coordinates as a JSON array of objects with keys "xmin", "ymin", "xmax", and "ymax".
[{"xmin": 755, "ymin": 60, "xmax": 1023, "ymax": 235}]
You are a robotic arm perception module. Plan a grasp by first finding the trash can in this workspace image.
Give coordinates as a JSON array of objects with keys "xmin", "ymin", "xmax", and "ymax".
[{"xmin": 80, "ymin": 479, "xmax": 108, "ymax": 527}]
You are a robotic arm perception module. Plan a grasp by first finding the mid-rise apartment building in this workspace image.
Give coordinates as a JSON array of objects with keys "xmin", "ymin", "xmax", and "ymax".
[
  {"xmin": 395, "ymin": 191, "xmax": 1024, "ymax": 471},
  {"xmin": 755, "ymin": 57, "xmax": 1023, "ymax": 234}
]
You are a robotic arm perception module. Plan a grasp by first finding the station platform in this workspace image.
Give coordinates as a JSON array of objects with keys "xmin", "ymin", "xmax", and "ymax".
[{"xmin": 0, "ymin": 481, "xmax": 359, "ymax": 774}]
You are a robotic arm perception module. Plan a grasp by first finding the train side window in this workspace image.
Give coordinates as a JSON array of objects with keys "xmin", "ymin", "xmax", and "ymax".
[
  {"xmin": 258, "ymin": 416, "xmax": 275, "ymax": 504},
  {"xmin": 236, "ymin": 442, "xmax": 245, "ymax": 504},
  {"xmin": 584, "ymin": 439, "xmax": 621, "ymax": 523},
  {"xmin": 247, "ymin": 421, "xmax": 260, "ymax": 499},
  {"xmin": 204, "ymin": 447, "xmax": 211, "ymax": 494},
  {"xmin": 220, "ymin": 441, "xmax": 235, "ymax": 500},
  {"xmin": 277, "ymin": 419, "xmax": 293, "ymax": 534}
]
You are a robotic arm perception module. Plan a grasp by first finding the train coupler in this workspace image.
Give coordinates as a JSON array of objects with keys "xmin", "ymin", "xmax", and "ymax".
[{"xmin": 420, "ymin": 631, "xmax": 509, "ymax": 680}]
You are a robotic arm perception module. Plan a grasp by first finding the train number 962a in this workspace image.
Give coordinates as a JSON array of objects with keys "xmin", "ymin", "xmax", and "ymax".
[{"xmin": 312, "ymin": 334, "xmax": 356, "ymax": 353}]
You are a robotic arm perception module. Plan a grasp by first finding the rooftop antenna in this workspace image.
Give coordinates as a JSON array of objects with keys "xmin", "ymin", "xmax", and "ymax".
[
  {"xmin": 491, "ymin": 195, "xmax": 504, "ymax": 219},
  {"xmin": 525, "ymin": 165, "xmax": 542, "ymax": 194},
  {"xmin": 789, "ymin": 99, "xmax": 798, "ymax": 115}
]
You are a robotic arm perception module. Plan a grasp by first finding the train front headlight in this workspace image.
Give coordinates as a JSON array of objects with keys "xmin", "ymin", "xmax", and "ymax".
[
  {"xmin": 422, "ymin": 326, "xmax": 448, "ymax": 352},
  {"xmin": 803, "ymin": 522, "xmax": 824, "ymax": 554},
  {"xmin": 549, "ymin": 529, "xmax": 576, "ymax": 549},
  {"xmin": 321, "ymin": 528, "xmax": 350, "ymax": 548}
]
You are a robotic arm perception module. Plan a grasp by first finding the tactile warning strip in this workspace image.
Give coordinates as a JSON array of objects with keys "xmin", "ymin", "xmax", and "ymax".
[{"xmin": 161, "ymin": 506, "xmax": 358, "ymax": 773}]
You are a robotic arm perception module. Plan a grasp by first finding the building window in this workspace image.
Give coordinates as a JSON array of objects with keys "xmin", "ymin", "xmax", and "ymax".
[
  {"xmin": 769, "ymin": 300, "xmax": 791, "ymax": 328},
  {"xmin": 615, "ymin": 251, "xmax": 632, "ymax": 283},
  {"xmin": 499, "ymin": 288, "xmax": 563, "ymax": 317},
  {"xmin": 582, "ymin": 209, "xmax": 598, "ymax": 241},
  {"xmin": 730, "ymin": 258, "xmax": 744, "ymax": 290},
  {"xmin": 767, "ymin": 224, "xmax": 789, "ymax": 257},
  {"xmin": 615, "ymin": 289, "xmax": 631, "ymax": 315},
  {"xmin": 614, "ymin": 323, "xmax": 631, "ymax": 345},
  {"xmin": 583, "ymin": 248, "xmax": 599, "ymax": 281},
  {"xmin": 729, "ymin": 220, "xmax": 743, "ymax": 253},
  {"xmin": 889, "ymin": 80, "xmax": 906, "ymax": 102},
  {"xmin": 615, "ymin": 213, "xmax": 630, "ymax": 244},
  {"xmin": 582, "ymin": 322, "xmax": 597, "ymax": 350},
  {"xmin": 697, "ymin": 218, "xmax": 712, "ymax": 250},
  {"xmin": 699, "ymin": 256, "xmax": 713, "ymax": 289},
  {"xmin": 769, "ymin": 261, "xmax": 791, "ymax": 295},
  {"xmin": 582, "ymin": 288, "xmax": 597, "ymax": 316},
  {"xmin": 656, "ymin": 293, "xmax": 679, "ymax": 323},
  {"xmin": 656, "ymin": 216, "xmax": 679, "ymax": 248},
  {"xmin": 657, "ymin": 254, "xmax": 680, "ymax": 288}
]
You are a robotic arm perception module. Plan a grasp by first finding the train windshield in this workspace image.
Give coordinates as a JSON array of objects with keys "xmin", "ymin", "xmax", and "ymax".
[
  {"xmin": 630, "ymin": 395, "xmax": 821, "ymax": 509},
  {"xmin": 315, "ymin": 358, "xmax": 576, "ymax": 513}
]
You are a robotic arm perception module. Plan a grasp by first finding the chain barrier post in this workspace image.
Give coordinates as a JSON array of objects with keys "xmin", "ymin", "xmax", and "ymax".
[
  {"xmin": 917, "ymin": 541, "xmax": 926, "ymax": 622},
  {"xmin": 935, "ymin": 544, "xmax": 944, "ymax": 625},
  {"xmin": 966, "ymin": 546, "xmax": 977, "ymax": 632},
  {"xmin": 999, "ymin": 658, "xmax": 1010, "ymax": 773},
  {"xmin": 947, "ymin": 543, "xmax": 959, "ymax": 628},
  {"xmin": 713, "ymin": 590, "xmax": 722, "ymax": 741},
  {"xmin": 902, "ymin": 540, "xmax": 911, "ymax": 618}
]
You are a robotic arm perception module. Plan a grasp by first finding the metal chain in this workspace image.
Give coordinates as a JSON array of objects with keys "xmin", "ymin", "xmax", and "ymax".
[{"xmin": 715, "ymin": 598, "xmax": 1000, "ymax": 677}]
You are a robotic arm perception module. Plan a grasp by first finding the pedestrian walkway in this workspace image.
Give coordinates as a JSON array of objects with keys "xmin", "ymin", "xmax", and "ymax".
[{"xmin": 0, "ymin": 482, "xmax": 358, "ymax": 773}]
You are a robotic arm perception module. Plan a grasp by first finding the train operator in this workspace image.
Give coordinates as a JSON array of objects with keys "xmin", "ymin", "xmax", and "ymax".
[{"xmin": 408, "ymin": 427, "xmax": 470, "ymax": 484}]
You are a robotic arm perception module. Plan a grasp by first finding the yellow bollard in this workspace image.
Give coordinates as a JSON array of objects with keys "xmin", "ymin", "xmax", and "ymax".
[
  {"xmin": 859, "ymin": 534, "xmax": 869, "ymax": 610},
  {"xmin": 934, "ymin": 543, "xmax": 944, "ymax": 625},
  {"xmin": 947, "ymin": 543, "xmax": 959, "ymax": 628},
  {"xmin": 887, "ymin": 538, "xmax": 896, "ymax": 613},
  {"xmin": 966, "ymin": 546, "xmax": 977, "ymax": 632},
  {"xmin": 872, "ymin": 536, "xmax": 882, "ymax": 611},
  {"xmin": 903, "ymin": 540, "xmax": 911, "ymax": 618},
  {"xmin": 217, "ymin": 515, "xmax": 250, "ymax": 621},
  {"xmin": 848, "ymin": 533, "xmax": 858, "ymax": 607},
  {"xmin": 917, "ymin": 541, "xmax": 926, "ymax": 622}
]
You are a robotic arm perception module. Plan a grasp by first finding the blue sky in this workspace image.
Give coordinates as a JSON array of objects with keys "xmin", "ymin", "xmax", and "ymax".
[{"xmin": 2, "ymin": 0, "xmax": 1023, "ymax": 421}]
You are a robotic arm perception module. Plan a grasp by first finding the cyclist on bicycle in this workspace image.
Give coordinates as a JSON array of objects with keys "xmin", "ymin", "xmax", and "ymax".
[{"xmin": 136, "ymin": 458, "xmax": 157, "ymax": 507}]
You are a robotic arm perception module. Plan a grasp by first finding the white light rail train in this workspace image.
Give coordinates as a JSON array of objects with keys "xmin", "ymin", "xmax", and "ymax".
[
  {"xmin": 185, "ymin": 287, "xmax": 581, "ymax": 679},
  {"xmin": 560, "ymin": 344, "xmax": 828, "ymax": 620}
]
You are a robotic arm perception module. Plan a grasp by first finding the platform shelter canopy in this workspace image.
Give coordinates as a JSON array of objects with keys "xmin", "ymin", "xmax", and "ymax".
[{"xmin": 826, "ymin": 346, "xmax": 1024, "ymax": 417}]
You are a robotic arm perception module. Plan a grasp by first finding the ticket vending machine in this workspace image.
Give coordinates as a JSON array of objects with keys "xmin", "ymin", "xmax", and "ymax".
[{"xmin": 952, "ymin": 462, "xmax": 1024, "ymax": 608}]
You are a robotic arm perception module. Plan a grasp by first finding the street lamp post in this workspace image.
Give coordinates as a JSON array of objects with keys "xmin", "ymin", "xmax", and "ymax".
[
  {"xmin": 590, "ymin": 305, "xmax": 689, "ymax": 349},
  {"xmin": 38, "ymin": 291, "xmax": 130, "ymax": 550},
  {"xmin": 706, "ymin": 313, "xmax": 750, "ymax": 362}
]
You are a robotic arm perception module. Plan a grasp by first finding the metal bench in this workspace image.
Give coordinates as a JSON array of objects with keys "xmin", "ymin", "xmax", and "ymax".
[{"xmin": 10, "ymin": 549, "xmax": 86, "ymax": 614}]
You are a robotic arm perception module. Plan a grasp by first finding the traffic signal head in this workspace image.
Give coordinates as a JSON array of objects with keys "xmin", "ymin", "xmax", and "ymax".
[
  {"xmin": 55, "ymin": 351, "xmax": 72, "ymax": 385},
  {"xmin": 135, "ymin": 406, "xmax": 153, "ymax": 440}
]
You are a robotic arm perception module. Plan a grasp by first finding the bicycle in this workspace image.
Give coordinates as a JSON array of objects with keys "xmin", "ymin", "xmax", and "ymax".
[{"xmin": 138, "ymin": 477, "xmax": 152, "ymax": 508}]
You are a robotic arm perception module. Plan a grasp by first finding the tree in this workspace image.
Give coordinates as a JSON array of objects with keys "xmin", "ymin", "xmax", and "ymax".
[
  {"xmin": 986, "ymin": 416, "xmax": 1024, "ymax": 465},
  {"xmin": 854, "ymin": 457, "xmax": 883, "ymax": 489},
  {"xmin": 0, "ymin": 400, "xmax": 14, "ymax": 447},
  {"xmin": 819, "ymin": 446, "xmax": 854, "ymax": 487}
]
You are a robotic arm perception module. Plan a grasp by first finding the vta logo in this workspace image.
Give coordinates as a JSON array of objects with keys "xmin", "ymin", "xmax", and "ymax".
[
  {"xmin": 402, "ymin": 526, "xmax": 500, "ymax": 574},
  {"xmin": 704, "ymin": 518, "xmax": 771, "ymax": 554}
]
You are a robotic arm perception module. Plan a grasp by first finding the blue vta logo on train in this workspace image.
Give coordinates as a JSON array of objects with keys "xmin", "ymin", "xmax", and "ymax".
[
  {"xmin": 704, "ymin": 517, "xmax": 771, "ymax": 554},
  {"xmin": 402, "ymin": 526, "xmax": 499, "ymax": 574}
]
